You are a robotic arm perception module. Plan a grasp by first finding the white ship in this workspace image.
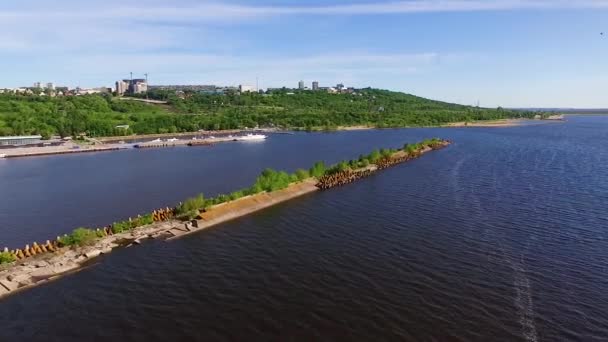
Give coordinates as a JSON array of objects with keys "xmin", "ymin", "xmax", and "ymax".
[
  {"xmin": 233, "ymin": 134, "xmax": 267, "ymax": 141},
  {"xmin": 166, "ymin": 138, "xmax": 179, "ymax": 142},
  {"xmin": 0, "ymin": 154, "xmax": 6, "ymax": 158},
  {"xmin": 151, "ymin": 138, "xmax": 162, "ymax": 143}
]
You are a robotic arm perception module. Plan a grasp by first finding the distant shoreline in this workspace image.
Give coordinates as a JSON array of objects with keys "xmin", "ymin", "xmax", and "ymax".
[
  {"xmin": 0, "ymin": 118, "xmax": 564, "ymax": 159},
  {"xmin": 442, "ymin": 116, "xmax": 566, "ymax": 128},
  {"xmin": 443, "ymin": 119, "xmax": 525, "ymax": 127}
]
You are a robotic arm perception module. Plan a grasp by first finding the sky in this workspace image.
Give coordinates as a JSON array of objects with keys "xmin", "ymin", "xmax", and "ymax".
[{"xmin": 1, "ymin": 0, "xmax": 607, "ymax": 108}]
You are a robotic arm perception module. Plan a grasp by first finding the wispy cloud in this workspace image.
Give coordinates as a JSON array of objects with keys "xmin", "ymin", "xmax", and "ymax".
[
  {"xmin": 4, "ymin": 0, "xmax": 605, "ymax": 54},
  {"xmin": 3, "ymin": 1, "xmax": 608, "ymax": 22}
]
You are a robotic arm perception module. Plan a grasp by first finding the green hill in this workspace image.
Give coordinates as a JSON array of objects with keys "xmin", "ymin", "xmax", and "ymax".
[{"xmin": 0, "ymin": 89, "xmax": 536, "ymax": 138}]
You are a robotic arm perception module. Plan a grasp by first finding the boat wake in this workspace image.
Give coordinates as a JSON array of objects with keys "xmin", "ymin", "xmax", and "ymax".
[
  {"xmin": 510, "ymin": 255, "xmax": 539, "ymax": 342},
  {"xmin": 453, "ymin": 154, "xmax": 539, "ymax": 342}
]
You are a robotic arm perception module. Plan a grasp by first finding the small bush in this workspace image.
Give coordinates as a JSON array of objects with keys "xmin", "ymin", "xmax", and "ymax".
[
  {"xmin": 60, "ymin": 228, "xmax": 98, "ymax": 247},
  {"xmin": 309, "ymin": 161, "xmax": 327, "ymax": 178},
  {"xmin": 176, "ymin": 194, "xmax": 205, "ymax": 215},
  {"xmin": 367, "ymin": 150, "xmax": 382, "ymax": 163},
  {"xmin": 138, "ymin": 213, "xmax": 154, "ymax": 226},
  {"xmin": 294, "ymin": 169, "xmax": 310, "ymax": 181},
  {"xmin": 252, "ymin": 168, "xmax": 292, "ymax": 192},
  {"xmin": 112, "ymin": 221, "xmax": 131, "ymax": 234},
  {"xmin": 0, "ymin": 252, "xmax": 16, "ymax": 264},
  {"xmin": 404, "ymin": 144, "xmax": 417, "ymax": 154},
  {"xmin": 215, "ymin": 194, "xmax": 231, "ymax": 204},
  {"xmin": 326, "ymin": 161, "xmax": 350, "ymax": 175},
  {"xmin": 380, "ymin": 148, "xmax": 393, "ymax": 158}
]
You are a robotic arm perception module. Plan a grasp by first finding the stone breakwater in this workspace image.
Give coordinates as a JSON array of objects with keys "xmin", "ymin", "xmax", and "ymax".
[
  {"xmin": 316, "ymin": 142, "xmax": 448, "ymax": 190},
  {"xmin": 2, "ymin": 208, "xmax": 175, "ymax": 264},
  {"xmin": 0, "ymin": 139, "xmax": 451, "ymax": 300},
  {"xmin": 316, "ymin": 168, "xmax": 377, "ymax": 190}
]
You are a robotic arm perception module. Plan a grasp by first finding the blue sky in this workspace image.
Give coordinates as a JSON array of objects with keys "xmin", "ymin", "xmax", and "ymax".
[{"xmin": 1, "ymin": 0, "xmax": 607, "ymax": 107}]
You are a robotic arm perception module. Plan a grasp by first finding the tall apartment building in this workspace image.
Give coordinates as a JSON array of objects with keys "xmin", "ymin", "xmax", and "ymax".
[{"xmin": 115, "ymin": 79, "xmax": 148, "ymax": 96}]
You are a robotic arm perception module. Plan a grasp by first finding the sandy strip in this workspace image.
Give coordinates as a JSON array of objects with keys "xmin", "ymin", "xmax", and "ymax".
[
  {"xmin": 167, "ymin": 179, "xmax": 319, "ymax": 240},
  {"xmin": 443, "ymin": 119, "xmax": 526, "ymax": 127}
]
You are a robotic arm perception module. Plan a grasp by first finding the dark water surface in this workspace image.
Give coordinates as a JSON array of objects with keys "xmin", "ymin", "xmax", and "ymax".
[{"xmin": 1, "ymin": 116, "xmax": 607, "ymax": 341}]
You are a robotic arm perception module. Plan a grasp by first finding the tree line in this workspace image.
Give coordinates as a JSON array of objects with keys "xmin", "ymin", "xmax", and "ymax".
[{"xmin": 0, "ymin": 89, "xmax": 542, "ymax": 138}]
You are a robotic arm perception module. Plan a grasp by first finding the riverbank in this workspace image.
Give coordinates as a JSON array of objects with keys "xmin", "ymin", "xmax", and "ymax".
[
  {"xmin": 96, "ymin": 128, "xmax": 276, "ymax": 143},
  {"xmin": 0, "ymin": 139, "xmax": 451, "ymax": 300},
  {"xmin": 298, "ymin": 118, "xmax": 562, "ymax": 131},
  {"xmin": 0, "ymin": 132, "xmax": 269, "ymax": 159},
  {"xmin": 443, "ymin": 119, "xmax": 526, "ymax": 127},
  {"xmin": 0, "ymin": 143, "xmax": 126, "ymax": 159}
]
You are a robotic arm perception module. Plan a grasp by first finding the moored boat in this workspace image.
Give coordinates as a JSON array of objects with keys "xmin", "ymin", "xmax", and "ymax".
[{"xmin": 233, "ymin": 134, "xmax": 267, "ymax": 141}]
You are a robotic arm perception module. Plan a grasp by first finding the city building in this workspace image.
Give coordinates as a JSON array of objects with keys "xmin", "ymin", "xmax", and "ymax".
[
  {"xmin": 149, "ymin": 85, "xmax": 216, "ymax": 92},
  {"xmin": 46, "ymin": 83, "xmax": 55, "ymax": 90},
  {"xmin": 130, "ymin": 79, "xmax": 147, "ymax": 94},
  {"xmin": 33, "ymin": 82, "xmax": 42, "ymax": 89},
  {"xmin": 312, "ymin": 81, "xmax": 319, "ymax": 90},
  {"xmin": 298, "ymin": 80, "xmax": 305, "ymax": 90},
  {"xmin": 115, "ymin": 80, "xmax": 129, "ymax": 96},
  {"xmin": 115, "ymin": 79, "xmax": 148, "ymax": 96},
  {"xmin": 0, "ymin": 135, "xmax": 43, "ymax": 146},
  {"xmin": 239, "ymin": 84, "xmax": 256, "ymax": 93}
]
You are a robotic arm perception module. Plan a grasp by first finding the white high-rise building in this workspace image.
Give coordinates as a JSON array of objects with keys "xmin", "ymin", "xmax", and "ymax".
[
  {"xmin": 115, "ymin": 80, "xmax": 129, "ymax": 96},
  {"xmin": 134, "ymin": 82, "xmax": 148, "ymax": 94},
  {"xmin": 46, "ymin": 82, "xmax": 55, "ymax": 90},
  {"xmin": 298, "ymin": 80, "xmax": 305, "ymax": 90},
  {"xmin": 239, "ymin": 84, "xmax": 255, "ymax": 93},
  {"xmin": 33, "ymin": 82, "xmax": 42, "ymax": 89}
]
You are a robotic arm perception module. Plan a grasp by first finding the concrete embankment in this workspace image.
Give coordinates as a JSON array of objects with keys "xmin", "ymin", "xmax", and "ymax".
[
  {"xmin": 0, "ymin": 140, "xmax": 451, "ymax": 300},
  {"xmin": 4, "ymin": 146, "xmax": 123, "ymax": 158}
]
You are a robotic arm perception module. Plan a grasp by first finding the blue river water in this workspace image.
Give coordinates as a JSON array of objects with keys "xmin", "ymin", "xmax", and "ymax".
[{"xmin": 0, "ymin": 115, "xmax": 607, "ymax": 340}]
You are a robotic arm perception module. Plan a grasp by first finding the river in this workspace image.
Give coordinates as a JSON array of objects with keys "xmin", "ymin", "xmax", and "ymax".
[{"xmin": 1, "ymin": 116, "xmax": 607, "ymax": 340}]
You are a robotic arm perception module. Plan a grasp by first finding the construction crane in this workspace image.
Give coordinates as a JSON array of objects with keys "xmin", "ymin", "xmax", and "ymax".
[{"xmin": 144, "ymin": 73, "xmax": 149, "ymax": 99}]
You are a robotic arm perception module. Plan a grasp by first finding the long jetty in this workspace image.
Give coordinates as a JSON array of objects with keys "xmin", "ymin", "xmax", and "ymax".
[{"xmin": 0, "ymin": 139, "xmax": 451, "ymax": 299}]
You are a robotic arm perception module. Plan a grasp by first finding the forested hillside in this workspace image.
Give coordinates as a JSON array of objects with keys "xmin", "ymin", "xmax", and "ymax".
[{"xmin": 0, "ymin": 89, "xmax": 537, "ymax": 138}]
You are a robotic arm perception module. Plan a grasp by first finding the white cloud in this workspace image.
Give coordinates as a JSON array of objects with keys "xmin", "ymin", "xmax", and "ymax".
[
  {"xmin": 3, "ymin": 1, "xmax": 608, "ymax": 23},
  {"xmin": 2, "ymin": 0, "xmax": 607, "ymax": 54}
]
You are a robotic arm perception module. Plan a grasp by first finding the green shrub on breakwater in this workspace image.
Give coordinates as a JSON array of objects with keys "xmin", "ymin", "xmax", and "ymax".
[
  {"xmin": 59, "ymin": 228, "xmax": 98, "ymax": 247},
  {"xmin": 112, "ymin": 214, "xmax": 155, "ymax": 234},
  {"xmin": 0, "ymin": 251, "xmax": 16, "ymax": 264},
  {"xmin": 172, "ymin": 138, "xmax": 447, "ymax": 218}
]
